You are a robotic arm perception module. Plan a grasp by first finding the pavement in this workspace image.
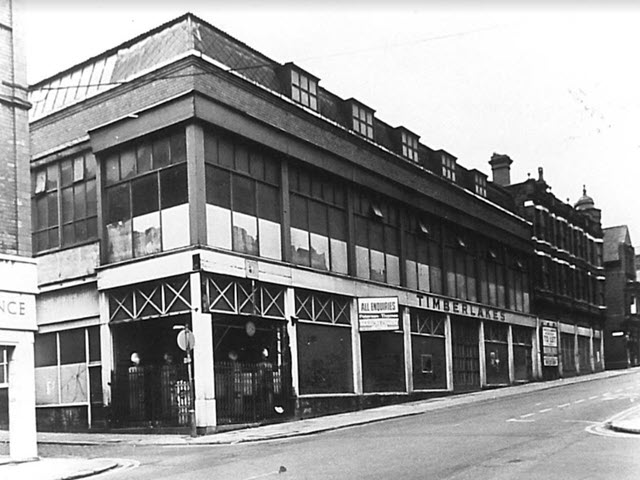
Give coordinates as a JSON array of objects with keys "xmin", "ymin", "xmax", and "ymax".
[{"xmin": 1, "ymin": 367, "xmax": 639, "ymax": 479}]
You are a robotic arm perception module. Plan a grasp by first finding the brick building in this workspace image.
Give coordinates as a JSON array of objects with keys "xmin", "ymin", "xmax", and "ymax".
[
  {"xmin": 0, "ymin": 0, "xmax": 38, "ymax": 460},
  {"xmin": 28, "ymin": 13, "xmax": 542, "ymax": 432},
  {"xmin": 603, "ymin": 225, "xmax": 640, "ymax": 368},
  {"xmin": 500, "ymin": 164, "xmax": 606, "ymax": 378}
]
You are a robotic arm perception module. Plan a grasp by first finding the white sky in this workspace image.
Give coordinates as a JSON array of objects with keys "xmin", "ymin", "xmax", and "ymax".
[{"xmin": 23, "ymin": 1, "xmax": 640, "ymax": 245}]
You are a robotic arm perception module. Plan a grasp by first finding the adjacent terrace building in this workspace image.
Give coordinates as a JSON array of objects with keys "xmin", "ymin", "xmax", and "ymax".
[
  {"xmin": 0, "ymin": 0, "xmax": 38, "ymax": 459},
  {"xmin": 500, "ymin": 162, "xmax": 606, "ymax": 379},
  {"xmin": 29, "ymin": 13, "xmax": 539, "ymax": 432},
  {"xmin": 603, "ymin": 225, "xmax": 640, "ymax": 368}
]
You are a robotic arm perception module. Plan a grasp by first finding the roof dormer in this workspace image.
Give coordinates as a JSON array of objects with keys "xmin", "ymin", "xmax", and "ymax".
[
  {"xmin": 345, "ymin": 98, "xmax": 375, "ymax": 140},
  {"xmin": 279, "ymin": 62, "xmax": 319, "ymax": 111},
  {"xmin": 394, "ymin": 127, "xmax": 420, "ymax": 163}
]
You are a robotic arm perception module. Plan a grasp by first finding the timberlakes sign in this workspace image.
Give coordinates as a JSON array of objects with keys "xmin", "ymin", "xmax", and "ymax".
[{"xmin": 418, "ymin": 293, "xmax": 507, "ymax": 322}]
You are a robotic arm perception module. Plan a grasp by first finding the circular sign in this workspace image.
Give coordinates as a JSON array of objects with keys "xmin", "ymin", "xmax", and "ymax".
[
  {"xmin": 245, "ymin": 320, "xmax": 256, "ymax": 337},
  {"xmin": 177, "ymin": 329, "xmax": 195, "ymax": 351}
]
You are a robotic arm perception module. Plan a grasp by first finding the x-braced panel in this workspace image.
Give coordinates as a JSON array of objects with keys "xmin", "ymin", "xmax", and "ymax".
[
  {"xmin": 203, "ymin": 274, "xmax": 286, "ymax": 319},
  {"xmin": 295, "ymin": 289, "xmax": 351, "ymax": 325},
  {"xmin": 109, "ymin": 276, "xmax": 191, "ymax": 322}
]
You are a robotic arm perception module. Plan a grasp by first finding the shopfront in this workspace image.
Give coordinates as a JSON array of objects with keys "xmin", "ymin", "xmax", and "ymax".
[
  {"xmin": 203, "ymin": 273, "xmax": 292, "ymax": 425},
  {"xmin": 107, "ymin": 274, "xmax": 194, "ymax": 428}
]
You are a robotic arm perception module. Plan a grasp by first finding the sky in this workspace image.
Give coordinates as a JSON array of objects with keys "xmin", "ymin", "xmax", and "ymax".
[{"xmin": 22, "ymin": 1, "xmax": 640, "ymax": 245}]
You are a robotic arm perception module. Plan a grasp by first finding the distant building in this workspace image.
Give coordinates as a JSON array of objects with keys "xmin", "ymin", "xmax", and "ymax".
[
  {"xmin": 27, "ymin": 13, "xmax": 541, "ymax": 432},
  {"xmin": 0, "ymin": 0, "xmax": 38, "ymax": 460},
  {"xmin": 499, "ymin": 165, "xmax": 606, "ymax": 378},
  {"xmin": 603, "ymin": 226, "xmax": 640, "ymax": 368}
]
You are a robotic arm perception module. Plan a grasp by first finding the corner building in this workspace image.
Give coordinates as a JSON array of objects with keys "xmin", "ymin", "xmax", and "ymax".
[{"xmin": 29, "ymin": 14, "xmax": 539, "ymax": 432}]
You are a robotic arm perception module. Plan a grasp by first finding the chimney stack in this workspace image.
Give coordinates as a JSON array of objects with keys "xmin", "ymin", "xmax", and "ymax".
[{"xmin": 489, "ymin": 153, "xmax": 513, "ymax": 187}]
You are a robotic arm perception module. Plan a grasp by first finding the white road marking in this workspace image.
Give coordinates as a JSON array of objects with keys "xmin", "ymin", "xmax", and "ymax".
[
  {"xmin": 520, "ymin": 413, "xmax": 535, "ymax": 418},
  {"xmin": 589, "ymin": 395, "xmax": 599, "ymax": 400},
  {"xmin": 507, "ymin": 418, "xmax": 535, "ymax": 423},
  {"xmin": 539, "ymin": 408, "xmax": 552, "ymax": 413},
  {"xmin": 574, "ymin": 399, "xmax": 585, "ymax": 404},
  {"xmin": 558, "ymin": 403, "xmax": 571, "ymax": 408}
]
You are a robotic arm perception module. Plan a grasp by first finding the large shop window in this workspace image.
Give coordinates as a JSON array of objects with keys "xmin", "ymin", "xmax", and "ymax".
[
  {"xmin": 354, "ymin": 192, "xmax": 401, "ymax": 285},
  {"xmin": 404, "ymin": 213, "xmax": 442, "ymax": 294},
  {"xmin": 410, "ymin": 310, "xmax": 446, "ymax": 390},
  {"xmin": 477, "ymin": 243, "xmax": 506, "ymax": 308},
  {"xmin": 32, "ymin": 152, "xmax": 97, "ymax": 253},
  {"xmin": 506, "ymin": 255, "xmax": 530, "ymax": 313},
  {"xmin": 361, "ymin": 330, "xmax": 405, "ymax": 393},
  {"xmin": 444, "ymin": 230, "xmax": 477, "ymax": 302},
  {"xmin": 512, "ymin": 326, "xmax": 533, "ymax": 381},
  {"xmin": 289, "ymin": 165, "xmax": 348, "ymax": 273},
  {"xmin": 484, "ymin": 321, "xmax": 509, "ymax": 385},
  {"xmin": 104, "ymin": 130, "xmax": 188, "ymax": 263},
  {"xmin": 34, "ymin": 327, "xmax": 101, "ymax": 406},
  {"xmin": 296, "ymin": 290, "xmax": 353, "ymax": 394},
  {"xmin": 205, "ymin": 131, "xmax": 281, "ymax": 260}
]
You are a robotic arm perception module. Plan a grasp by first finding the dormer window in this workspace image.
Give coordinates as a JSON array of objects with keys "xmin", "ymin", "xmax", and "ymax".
[
  {"xmin": 474, "ymin": 172, "xmax": 487, "ymax": 197},
  {"xmin": 401, "ymin": 130, "xmax": 419, "ymax": 162},
  {"xmin": 441, "ymin": 152, "xmax": 456, "ymax": 182},
  {"xmin": 350, "ymin": 101, "xmax": 374, "ymax": 140},
  {"xmin": 291, "ymin": 70, "xmax": 318, "ymax": 110},
  {"xmin": 281, "ymin": 63, "xmax": 319, "ymax": 111}
]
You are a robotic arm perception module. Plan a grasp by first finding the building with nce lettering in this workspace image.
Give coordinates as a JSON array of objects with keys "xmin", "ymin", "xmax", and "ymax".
[
  {"xmin": 0, "ymin": 0, "xmax": 38, "ymax": 460},
  {"xmin": 27, "ymin": 13, "xmax": 602, "ymax": 433},
  {"xmin": 501, "ymin": 164, "xmax": 606, "ymax": 379}
]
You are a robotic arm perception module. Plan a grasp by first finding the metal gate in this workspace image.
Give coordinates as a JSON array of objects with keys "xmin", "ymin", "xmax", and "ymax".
[
  {"xmin": 452, "ymin": 317, "xmax": 480, "ymax": 391},
  {"xmin": 215, "ymin": 360, "xmax": 291, "ymax": 425},
  {"xmin": 111, "ymin": 364, "xmax": 192, "ymax": 427}
]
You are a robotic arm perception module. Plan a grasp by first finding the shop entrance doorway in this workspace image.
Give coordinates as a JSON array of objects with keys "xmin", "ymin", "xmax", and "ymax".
[
  {"xmin": 213, "ymin": 315, "xmax": 291, "ymax": 425},
  {"xmin": 111, "ymin": 316, "xmax": 192, "ymax": 428},
  {"xmin": 452, "ymin": 317, "xmax": 480, "ymax": 391}
]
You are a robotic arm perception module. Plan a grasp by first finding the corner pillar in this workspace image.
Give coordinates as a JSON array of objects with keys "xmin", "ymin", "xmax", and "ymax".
[{"xmin": 190, "ymin": 271, "xmax": 216, "ymax": 431}]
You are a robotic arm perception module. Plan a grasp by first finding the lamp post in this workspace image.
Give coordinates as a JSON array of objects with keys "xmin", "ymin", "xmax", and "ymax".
[{"xmin": 174, "ymin": 324, "xmax": 197, "ymax": 437}]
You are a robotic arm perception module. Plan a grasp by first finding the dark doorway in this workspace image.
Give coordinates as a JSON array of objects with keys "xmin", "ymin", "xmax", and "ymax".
[
  {"xmin": 110, "ymin": 315, "xmax": 192, "ymax": 428},
  {"xmin": 213, "ymin": 315, "xmax": 291, "ymax": 425},
  {"xmin": 452, "ymin": 316, "xmax": 480, "ymax": 391}
]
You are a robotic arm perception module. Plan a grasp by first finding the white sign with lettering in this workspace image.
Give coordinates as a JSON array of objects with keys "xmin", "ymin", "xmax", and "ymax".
[
  {"xmin": 0, "ymin": 292, "xmax": 37, "ymax": 331},
  {"xmin": 358, "ymin": 297, "xmax": 399, "ymax": 331}
]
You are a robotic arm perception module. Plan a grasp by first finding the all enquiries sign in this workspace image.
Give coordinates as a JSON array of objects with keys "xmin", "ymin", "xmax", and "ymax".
[
  {"xmin": 541, "ymin": 320, "xmax": 559, "ymax": 367},
  {"xmin": 358, "ymin": 297, "xmax": 399, "ymax": 331}
]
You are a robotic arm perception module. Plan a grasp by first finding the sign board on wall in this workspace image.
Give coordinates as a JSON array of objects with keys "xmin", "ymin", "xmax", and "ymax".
[
  {"xmin": 0, "ymin": 291, "xmax": 37, "ymax": 331},
  {"xmin": 358, "ymin": 297, "xmax": 399, "ymax": 331},
  {"xmin": 541, "ymin": 321, "xmax": 559, "ymax": 367}
]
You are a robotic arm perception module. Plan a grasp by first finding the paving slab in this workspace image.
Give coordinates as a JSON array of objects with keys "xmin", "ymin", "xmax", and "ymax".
[{"xmin": 0, "ymin": 457, "xmax": 119, "ymax": 480}]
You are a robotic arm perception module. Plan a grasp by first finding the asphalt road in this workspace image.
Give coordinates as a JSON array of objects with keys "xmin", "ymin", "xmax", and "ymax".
[{"xmin": 40, "ymin": 370, "xmax": 640, "ymax": 480}]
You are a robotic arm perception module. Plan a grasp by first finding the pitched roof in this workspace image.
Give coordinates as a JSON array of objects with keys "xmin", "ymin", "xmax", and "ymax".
[{"xmin": 603, "ymin": 225, "xmax": 631, "ymax": 262}]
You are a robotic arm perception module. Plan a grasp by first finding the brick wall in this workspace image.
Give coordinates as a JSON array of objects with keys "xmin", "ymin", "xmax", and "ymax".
[{"xmin": 0, "ymin": 0, "xmax": 31, "ymax": 257}]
